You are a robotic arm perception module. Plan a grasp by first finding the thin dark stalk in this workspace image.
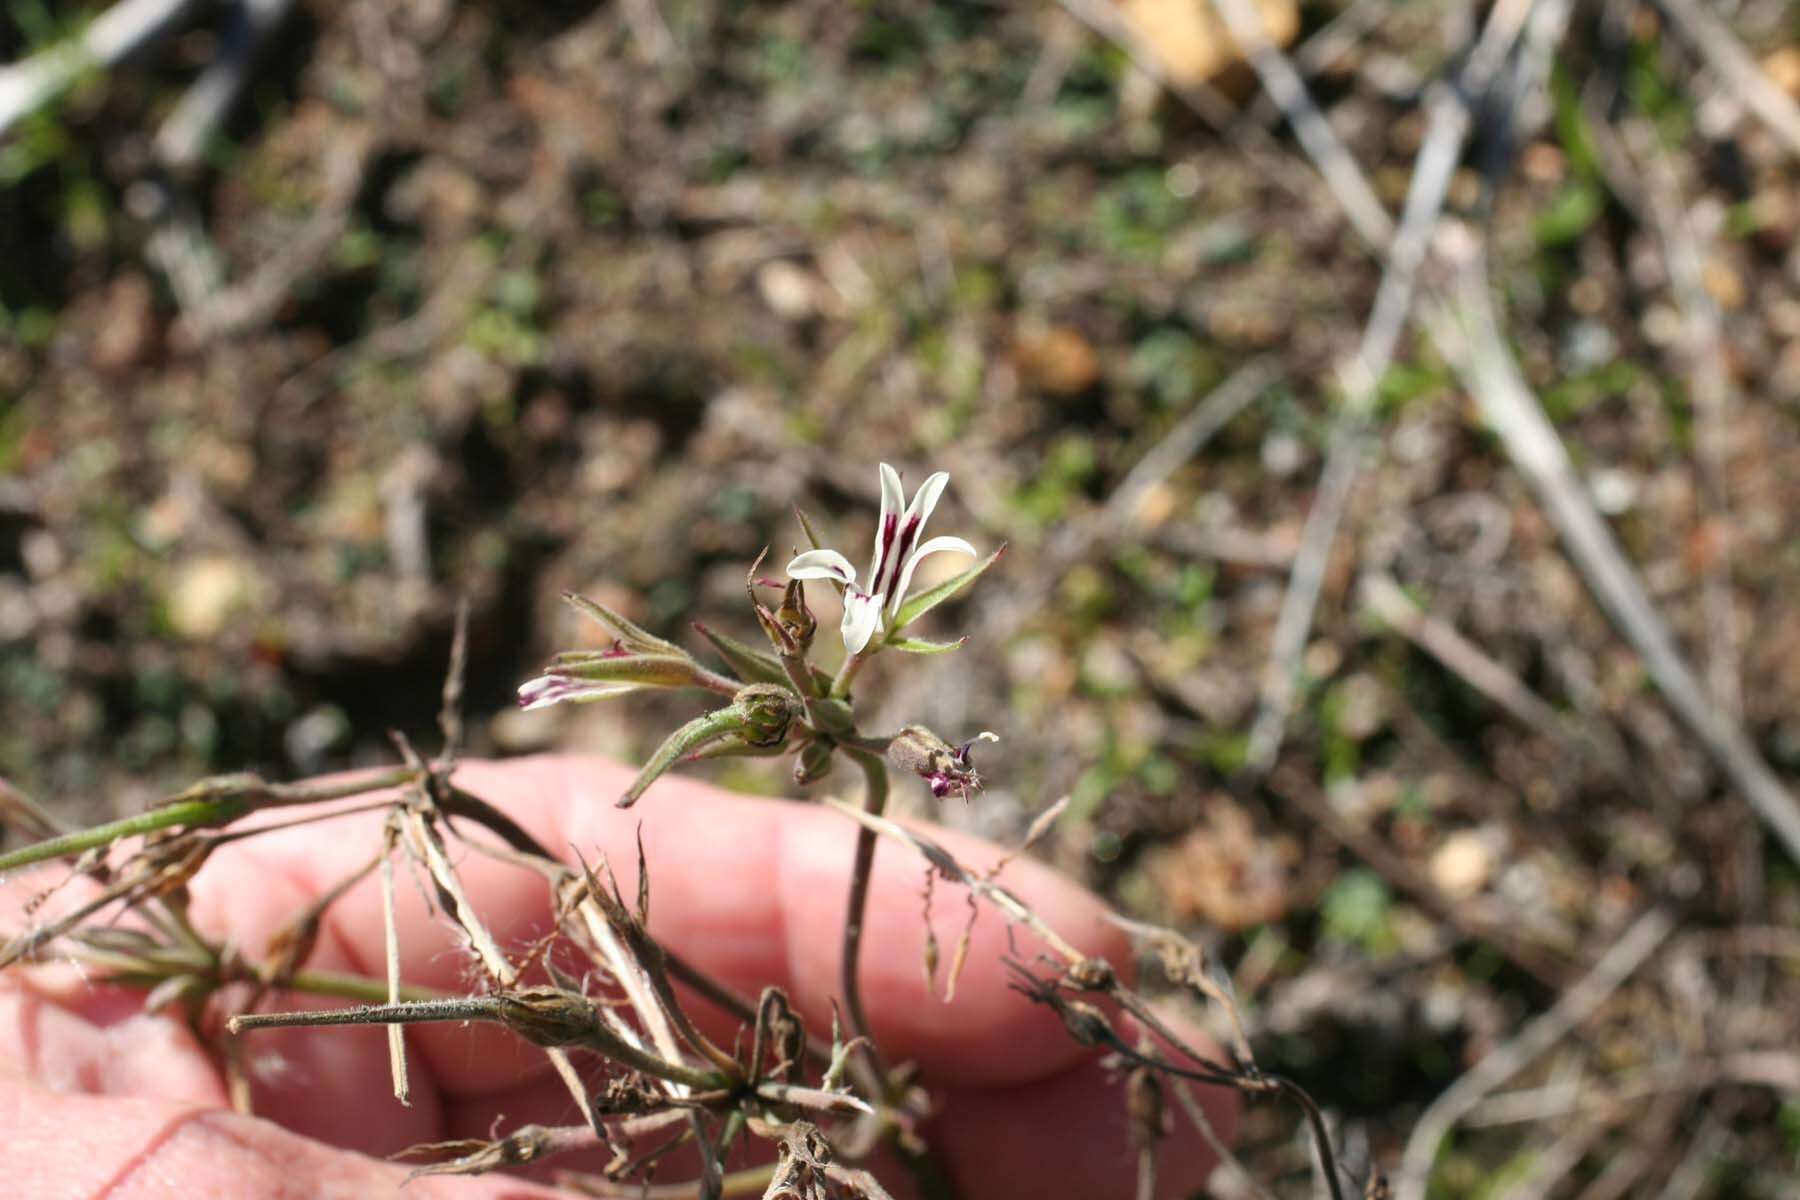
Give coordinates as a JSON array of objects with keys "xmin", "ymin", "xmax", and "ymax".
[
  {"xmin": 229, "ymin": 995, "xmax": 726, "ymax": 1090},
  {"xmin": 839, "ymin": 748, "xmax": 889, "ymax": 1080}
]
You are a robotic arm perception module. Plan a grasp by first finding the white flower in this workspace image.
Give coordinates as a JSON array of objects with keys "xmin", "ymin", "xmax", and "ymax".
[{"xmin": 786, "ymin": 463, "xmax": 977, "ymax": 655}]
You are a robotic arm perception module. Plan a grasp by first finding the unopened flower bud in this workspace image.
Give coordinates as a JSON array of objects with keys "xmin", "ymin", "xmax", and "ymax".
[
  {"xmin": 885, "ymin": 725, "xmax": 996, "ymax": 800},
  {"xmin": 518, "ymin": 650, "xmax": 703, "ymax": 711},
  {"xmin": 1126, "ymin": 1062, "xmax": 1165, "ymax": 1152},
  {"xmin": 494, "ymin": 988, "xmax": 600, "ymax": 1047},
  {"xmin": 793, "ymin": 737, "xmax": 835, "ymax": 786},
  {"xmin": 735, "ymin": 683, "xmax": 800, "ymax": 748}
]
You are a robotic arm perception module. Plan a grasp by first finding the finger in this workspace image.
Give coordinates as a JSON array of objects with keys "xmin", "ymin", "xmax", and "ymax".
[
  {"xmin": 0, "ymin": 987, "xmax": 225, "ymax": 1104},
  {"xmin": 925, "ymin": 1006, "xmax": 1241, "ymax": 1199},
  {"xmin": 0, "ymin": 1082, "xmax": 563, "ymax": 1200},
  {"xmin": 0, "ymin": 844, "xmax": 450, "ymax": 1158}
]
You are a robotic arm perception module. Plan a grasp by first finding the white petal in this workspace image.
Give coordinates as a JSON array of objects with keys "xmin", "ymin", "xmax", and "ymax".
[
  {"xmin": 785, "ymin": 548, "xmax": 857, "ymax": 585},
  {"xmin": 867, "ymin": 463, "xmax": 906, "ymax": 597},
  {"xmin": 901, "ymin": 471, "xmax": 951, "ymax": 534},
  {"xmin": 841, "ymin": 590, "xmax": 883, "ymax": 655},
  {"xmin": 889, "ymin": 535, "xmax": 977, "ymax": 614}
]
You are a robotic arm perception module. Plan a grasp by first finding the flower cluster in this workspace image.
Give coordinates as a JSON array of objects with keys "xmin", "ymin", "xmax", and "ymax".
[
  {"xmin": 785, "ymin": 464, "xmax": 976, "ymax": 655},
  {"xmin": 515, "ymin": 463, "xmax": 1002, "ymax": 805}
]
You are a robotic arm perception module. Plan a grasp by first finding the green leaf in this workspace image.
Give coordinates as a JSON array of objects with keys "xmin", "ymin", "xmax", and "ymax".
[
  {"xmin": 562, "ymin": 592, "xmax": 682, "ymax": 656},
  {"xmin": 884, "ymin": 635, "xmax": 966, "ymax": 655},
  {"xmin": 889, "ymin": 543, "xmax": 1006, "ymax": 633}
]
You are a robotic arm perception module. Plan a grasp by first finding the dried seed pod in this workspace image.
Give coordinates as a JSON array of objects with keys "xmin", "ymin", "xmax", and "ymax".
[
  {"xmin": 1052, "ymin": 996, "xmax": 1115, "ymax": 1048},
  {"xmin": 493, "ymin": 988, "xmax": 600, "ymax": 1047},
  {"xmin": 735, "ymin": 683, "xmax": 801, "ymax": 748},
  {"xmin": 1126, "ymin": 1062, "xmax": 1165, "ymax": 1151},
  {"xmin": 793, "ymin": 736, "xmax": 836, "ymax": 786},
  {"xmin": 775, "ymin": 578, "xmax": 817, "ymax": 651}
]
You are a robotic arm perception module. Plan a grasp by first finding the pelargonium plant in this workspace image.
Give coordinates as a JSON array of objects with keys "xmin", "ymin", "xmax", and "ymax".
[{"xmin": 0, "ymin": 462, "xmax": 1351, "ymax": 1200}]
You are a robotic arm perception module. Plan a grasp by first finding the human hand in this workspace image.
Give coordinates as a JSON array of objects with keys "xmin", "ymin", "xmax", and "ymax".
[{"xmin": 1, "ymin": 755, "xmax": 1237, "ymax": 1198}]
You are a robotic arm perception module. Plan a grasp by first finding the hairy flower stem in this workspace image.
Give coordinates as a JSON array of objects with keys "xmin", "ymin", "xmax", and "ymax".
[
  {"xmin": 777, "ymin": 649, "xmax": 830, "ymax": 735},
  {"xmin": 831, "ymin": 651, "xmax": 868, "ymax": 700},
  {"xmin": 839, "ymin": 748, "xmax": 890, "ymax": 1083},
  {"xmin": 692, "ymin": 665, "xmax": 747, "ymax": 697}
]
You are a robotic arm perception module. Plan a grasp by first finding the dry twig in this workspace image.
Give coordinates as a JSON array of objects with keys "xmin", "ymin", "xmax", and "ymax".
[
  {"xmin": 0, "ymin": 0, "xmax": 199, "ymax": 138},
  {"xmin": 1394, "ymin": 906, "xmax": 1675, "ymax": 1200}
]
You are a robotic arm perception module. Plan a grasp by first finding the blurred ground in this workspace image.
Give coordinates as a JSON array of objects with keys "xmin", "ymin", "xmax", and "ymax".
[{"xmin": 3, "ymin": 0, "xmax": 1800, "ymax": 1194}]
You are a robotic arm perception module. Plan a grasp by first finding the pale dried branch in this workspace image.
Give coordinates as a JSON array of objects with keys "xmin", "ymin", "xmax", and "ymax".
[
  {"xmin": 1423, "ymin": 238, "xmax": 1800, "ymax": 863},
  {"xmin": 1617, "ymin": 117, "xmax": 1742, "ymax": 718},
  {"xmin": 0, "ymin": 0, "xmax": 200, "ymax": 139},
  {"xmin": 1358, "ymin": 570, "xmax": 1633, "ymax": 781},
  {"xmin": 1239, "ymin": 0, "xmax": 1538, "ymax": 771},
  {"xmin": 1654, "ymin": 0, "xmax": 1800, "ymax": 160},
  {"xmin": 1394, "ymin": 906, "xmax": 1675, "ymax": 1200}
]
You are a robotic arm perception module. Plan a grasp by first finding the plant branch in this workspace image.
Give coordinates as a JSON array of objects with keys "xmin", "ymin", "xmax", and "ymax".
[{"xmin": 838, "ymin": 748, "xmax": 889, "ymax": 1081}]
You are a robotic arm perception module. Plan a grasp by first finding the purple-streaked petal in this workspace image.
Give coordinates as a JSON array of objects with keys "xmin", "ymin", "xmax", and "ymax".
[
  {"xmin": 841, "ymin": 589, "xmax": 883, "ymax": 655},
  {"xmin": 889, "ymin": 534, "xmax": 977, "ymax": 614},
  {"xmin": 902, "ymin": 471, "xmax": 950, "ymax": 532},
  {"xmin": 786, "ymin": 548, "xmax": 857, "ymax": 585},
  {"xmin": 867, "ymin": 463, "xmax": 905, "ymax": 599},
  {"xmin": 877, "ymin": 470, "xmax": 950, "ymax": 600}
]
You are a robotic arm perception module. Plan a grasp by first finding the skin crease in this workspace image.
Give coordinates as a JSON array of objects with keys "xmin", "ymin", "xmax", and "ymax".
[{"xmin": 0, "ymin": 755, "xmax": 1239, "ymax": 1199}]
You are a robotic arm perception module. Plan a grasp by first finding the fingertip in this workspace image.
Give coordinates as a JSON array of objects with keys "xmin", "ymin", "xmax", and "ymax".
[{"xmin": 928, "ymin": 1004, "xmax": 1241, "ymax": 1199}]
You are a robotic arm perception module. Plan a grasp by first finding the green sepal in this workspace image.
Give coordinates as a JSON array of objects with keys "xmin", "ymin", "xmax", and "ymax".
[
  {"xmin": 563, "ymin": 592, "xmax": 683, "ymax": 656},
  {"xmin": 692, "ymin": 622, "xmax": 832, "ymax": 694},
  {"xmin": 690, "ymin": 623, "xmax": 786, "ymax": 686},
  {"xmin": 551, "ymin": 653, "xmax": 700, "ymax": 687},
  {"xmin": 889, "ymin": 543, "xmax": 1007, "ymax": 633},
  {"xmin": 809, "ymin": 697, "xmax": 857, "ymax": 737},
  {"xmin": 883, "ymin": 635, "xmax": 966, "ymax": 655},
  {"xmin": 684, "ymin": 735, "xmax": 789, "ymax": 762},
  {"xmin": 794, "ymin": 506, "xmax": 829, "ymax": 554},
  {"xmin": 619, "ymin": 708, "xmax": 743, "ymax": 807}
]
